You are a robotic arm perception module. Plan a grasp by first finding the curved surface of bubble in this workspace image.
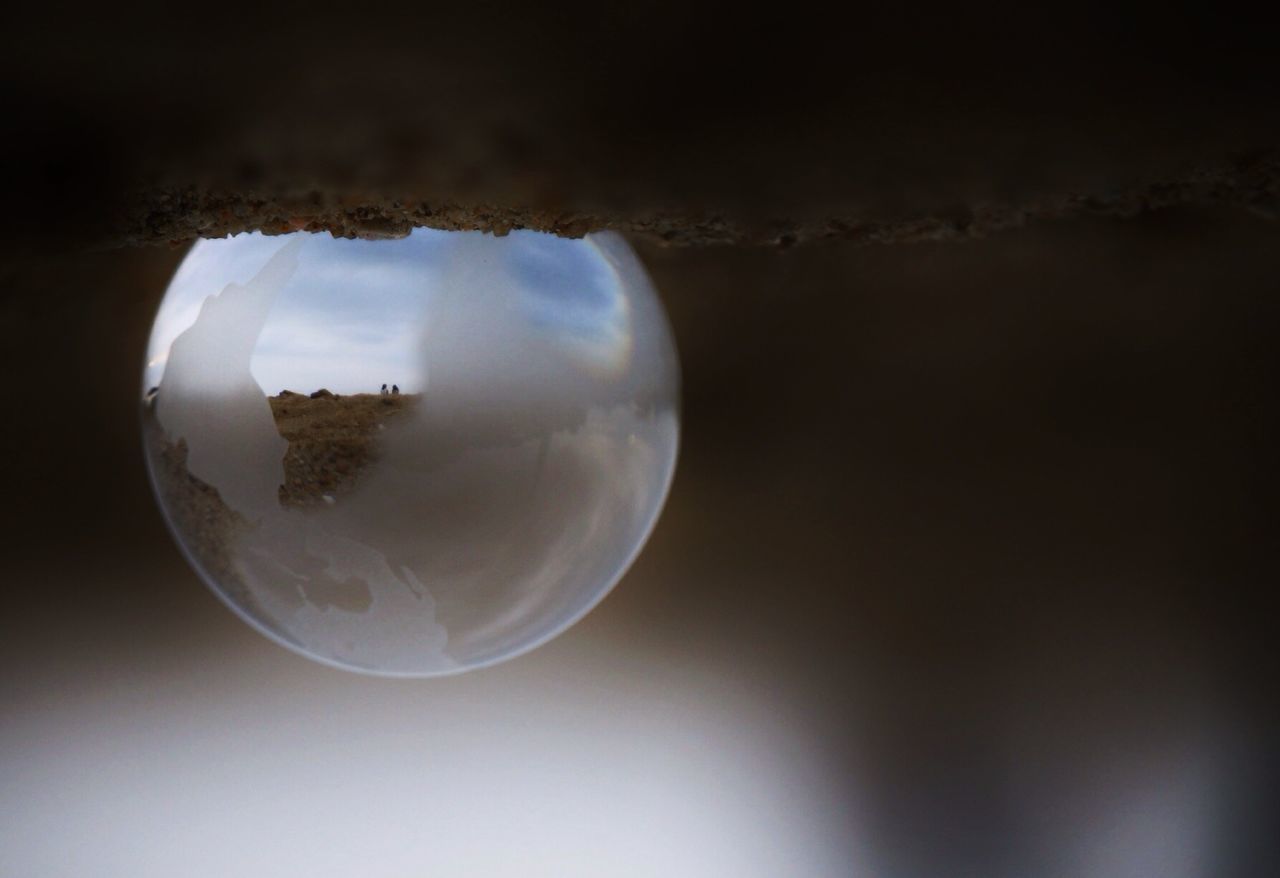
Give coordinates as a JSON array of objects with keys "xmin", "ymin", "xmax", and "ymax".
[{"xmin": 142, "ymin": 229, "xmax": 680, "ymax": 675}]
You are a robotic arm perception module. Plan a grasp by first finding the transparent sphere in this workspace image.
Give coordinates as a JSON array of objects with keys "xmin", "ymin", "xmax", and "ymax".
[{"xmin": 142, "ymin": 229, "xmax": 679, "ymax": 675}]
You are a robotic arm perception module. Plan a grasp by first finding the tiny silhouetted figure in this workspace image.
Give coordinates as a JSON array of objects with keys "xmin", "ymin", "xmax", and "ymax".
[
  {"xmin": 381, "ymin": 383, "xmax": 389, "ymax": 395},
  {"xmin": 392, "ymin": 384, "xmax": 400, "ymax": 396}
]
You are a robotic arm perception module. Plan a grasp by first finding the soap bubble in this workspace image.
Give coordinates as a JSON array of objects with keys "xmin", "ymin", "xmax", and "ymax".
[{"xmin": 142, "ymin": 229, "xmax": 680, "ymax": 676}]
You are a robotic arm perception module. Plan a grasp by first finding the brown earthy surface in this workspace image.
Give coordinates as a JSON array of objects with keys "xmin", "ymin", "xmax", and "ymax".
[
  {"xmin": 272, "ymin": 392, "xmax": 417, "ymax": 509},
  {"xmin": 142, "ymin": 391, "xmax": 415, "ymax": 604},
  {"xmin": 145, "ymin": 425, "xmax": 250, "ymax": 598},
  {"xmin": 113, "ymin": 149, "xmax": 1280, "ymax": 250}
]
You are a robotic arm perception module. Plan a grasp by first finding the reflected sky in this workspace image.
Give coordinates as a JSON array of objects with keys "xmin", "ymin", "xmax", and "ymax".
[
  {"xmin": 507, "ymin": 230, "xmax": 631, "ymax": 367},
  {"xmin": 144, "ymin": 229, "xmax": 631, "ymax": 396}
]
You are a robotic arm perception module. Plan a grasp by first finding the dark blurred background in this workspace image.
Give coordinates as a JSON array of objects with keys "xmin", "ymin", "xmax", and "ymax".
[{"xmin": 3, "ymin": 7, "xmax": 1278, "ymax": 876}]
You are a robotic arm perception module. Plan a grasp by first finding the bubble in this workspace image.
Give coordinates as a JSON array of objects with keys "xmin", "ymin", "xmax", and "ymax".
[{"xmin": 142, "ymin": 229, "xmax": 680, "ymax": 676}]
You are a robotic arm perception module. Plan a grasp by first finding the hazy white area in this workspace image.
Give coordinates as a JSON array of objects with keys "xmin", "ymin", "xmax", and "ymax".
[
  {"xmin": 155, "ymin": 237, "xmax": 298, "ymax": 520},
  {"xmin": 0, "ymin": 623, "xmax": 862, "ymax": 878},
  {"xmin": 145, "ymin": 229, "xmax": 679, "ymax": 675},
  {"xmin": 3, "ymin": 575, "xmax": 1225, "ymax": 878}
]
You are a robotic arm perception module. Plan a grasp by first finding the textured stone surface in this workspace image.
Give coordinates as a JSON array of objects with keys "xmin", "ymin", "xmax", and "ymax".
[
  {"xmin": 118, "ymin": 150, "xmax": 1280, "ymax": 249},
  {"xmin": 4, "ymin": 7, "xmax": 1278, "ymax": 252}
]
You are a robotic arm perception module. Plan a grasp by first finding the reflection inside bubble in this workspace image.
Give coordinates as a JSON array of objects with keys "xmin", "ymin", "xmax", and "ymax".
[{"xmin": 142, "ymin": 229, "xmax": 680, "ymax": 675}]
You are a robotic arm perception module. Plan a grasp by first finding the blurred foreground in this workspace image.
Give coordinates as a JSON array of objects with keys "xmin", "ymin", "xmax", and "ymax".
[{"xmin": 2, "ymin": 209, "xmax": 1278, "ymax": 876}]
